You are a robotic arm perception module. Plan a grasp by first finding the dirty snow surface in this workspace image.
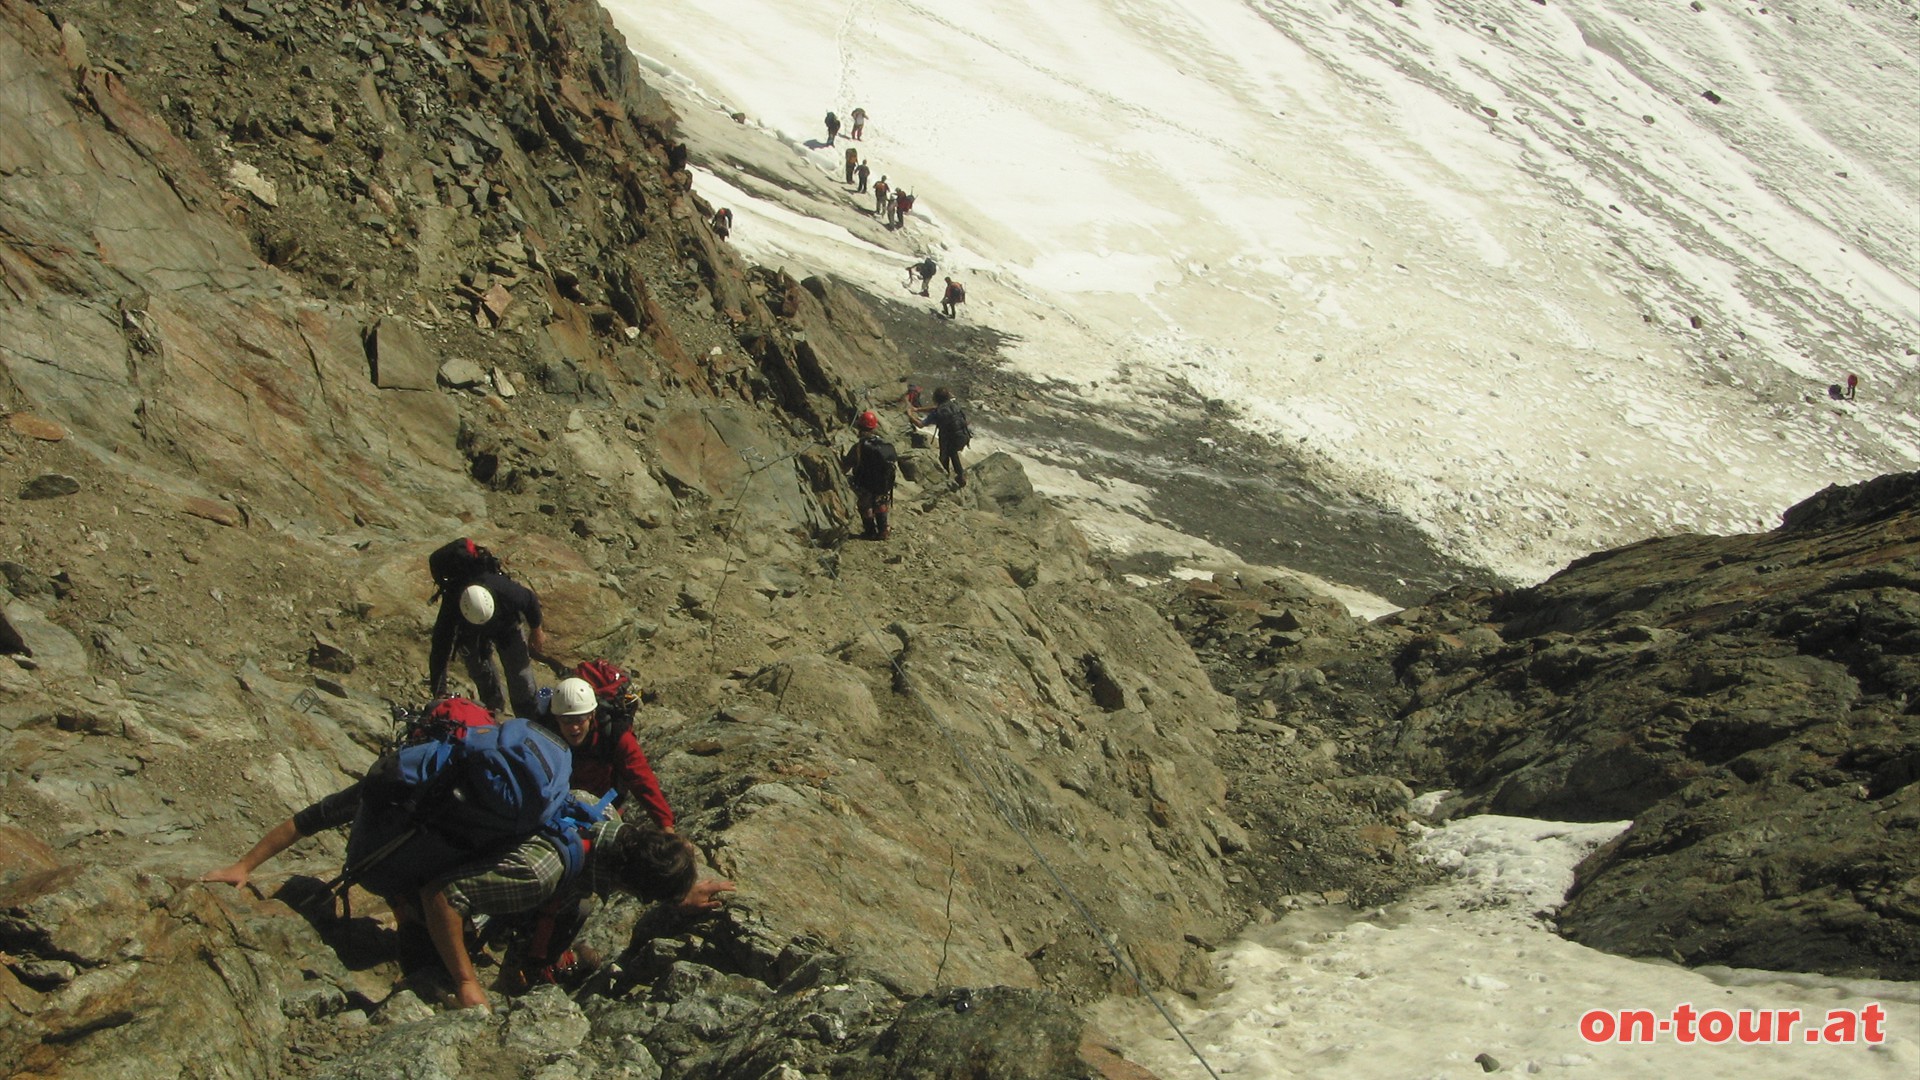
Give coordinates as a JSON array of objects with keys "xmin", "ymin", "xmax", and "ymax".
[{"xmin": 605, "ymin": 0, "xmax": 1918, "ymax": 589}]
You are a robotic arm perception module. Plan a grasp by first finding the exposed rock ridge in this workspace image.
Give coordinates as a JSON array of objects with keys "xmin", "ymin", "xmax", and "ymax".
[{"xmin": 1165, "ymin": 476, "xmax": 1920, "ymax": 980}]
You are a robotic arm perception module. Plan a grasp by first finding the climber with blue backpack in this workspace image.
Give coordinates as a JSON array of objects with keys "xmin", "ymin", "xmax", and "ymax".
[
  {"xmin": 200, "ymin": 697, "xmax": 733, "ymax": 1009},
  {"xmin": 422, "ymin": 804, "xmax": 729, "ymax": 1009}
]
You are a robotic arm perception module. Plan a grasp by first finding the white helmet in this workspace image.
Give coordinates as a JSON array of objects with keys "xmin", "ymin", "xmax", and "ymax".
[
  {"xmin": 551, "ymin": 677, "xmax": 597, "ymax": 717},
  {"xmin": 458, "ymin": 584, "xmax": 495, "ymax": 625}
]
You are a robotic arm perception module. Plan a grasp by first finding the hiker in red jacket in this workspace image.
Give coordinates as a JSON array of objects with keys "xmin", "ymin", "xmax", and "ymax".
[
  {"xmin": 940, "ymin": 276, "xmax": 966, "ymax": 319},
  {"xmin": 538, "ymin": 675, "xmax": 675, "ymax": 832}
]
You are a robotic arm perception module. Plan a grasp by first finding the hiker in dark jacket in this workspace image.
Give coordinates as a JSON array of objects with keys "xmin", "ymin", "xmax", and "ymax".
[
  {"xmin": 824, "ymin": 110, "xmax": 840, "ymax": 145},
  {"xmin": 429, "ymin": 571, "xmax": 547, "ymax": 720},
  {"xmin": 907, "ymin": 257, "xmax": 936, "ymax": 296},
  {"xmin": 841, "ymin": 410, "xmax": 897, "ymax": 540},
  {"xmin": 909, "ymin": 387, "xmax": 970, "ymax": 488}
]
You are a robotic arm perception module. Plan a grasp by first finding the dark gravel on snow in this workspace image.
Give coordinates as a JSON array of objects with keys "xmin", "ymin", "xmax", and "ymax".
[{"xmin": 850, "ymin": 280, "xmax": 1494, "ymax": 607}]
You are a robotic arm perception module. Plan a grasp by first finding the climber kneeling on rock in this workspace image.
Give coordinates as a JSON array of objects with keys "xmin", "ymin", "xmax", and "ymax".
[
  {"xmin": 417, "ymin": 815, "xmax": 730, "ymax": 1009},
  {"xmin": 200, "ymin": 698, "xmax": 733, "ymax": 1010}
]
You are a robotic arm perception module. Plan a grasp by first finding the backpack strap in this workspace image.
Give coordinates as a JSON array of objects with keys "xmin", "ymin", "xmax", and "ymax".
[{"xmin": 545, "ymin": 790, "xmax": 619, "ymax": 882}]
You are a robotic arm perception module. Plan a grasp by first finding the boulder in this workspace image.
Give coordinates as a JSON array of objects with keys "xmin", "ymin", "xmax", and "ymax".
[{"xmin": 368, "ymin": 316, "xmax": 439, "ymax": 390}]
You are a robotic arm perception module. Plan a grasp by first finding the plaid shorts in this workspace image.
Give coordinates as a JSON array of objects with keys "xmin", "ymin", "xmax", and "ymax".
[{"xmin": 436, "ymin": 820, "xmax": 620, "ymax": 917}]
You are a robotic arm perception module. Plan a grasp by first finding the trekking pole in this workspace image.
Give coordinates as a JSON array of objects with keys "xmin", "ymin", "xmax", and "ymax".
[{"xmin": 320, "ymin": 824, "xmax": 422, "ymax": 920}]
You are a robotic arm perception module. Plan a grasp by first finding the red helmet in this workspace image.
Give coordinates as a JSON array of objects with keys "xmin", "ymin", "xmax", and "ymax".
[{"xmin": 857, "ymin": 410, "xmax": 879, "ymax": 430}]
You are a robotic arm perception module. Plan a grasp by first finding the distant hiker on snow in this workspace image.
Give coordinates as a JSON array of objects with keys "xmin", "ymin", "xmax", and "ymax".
[
  {"xmin": 872, "ymin": 176, "xmax": 889, "ymax": 215},
  {"xmin": 884, "ymin": 189, "xmax": 900, "ymax": 228},
  {"xmin": 842, "ymin": 410, "xmax": 898, "ymax": 540},
  {"xmin": 910, "ymin": 387, "xmax": 972, "ymax": 489},
  {"xmin": 711, "ymin": 207, "xmax": 733, "ymax": 240},
  {"xmin": 940, "ymin": 276, "xmax": 966, "ymax": 319},
  {"xmin": 855, "ymin": 160, "xmax": 871, "ymax": 193},
  {"xmin": 907, "ymin": 257, "xmax": 936, "ymax": 296},
  {"xmin": 537, "ymin": 668, "xmax": 675, "ymax": 832},
  {"xmin": 844, "ymin": 147, "xmax": 860, "ymax": 184},
  {"xmin": 824, "ymin": 110, "xmax": 840, "ymax": 145},
  {"xmin": 426, "ymin": 538, "xmax": 549, "ymax": 720},
  {"xmin": 1847, "ymin": 372, "xmax": 1859, "ymax": 400},
  {"xmin": 849, "ymin": 106, "xmax": 867, "ymax": 140},
  {"xmin": 893, "ymin": 190, "xmax": 915, "ymax": 229}
]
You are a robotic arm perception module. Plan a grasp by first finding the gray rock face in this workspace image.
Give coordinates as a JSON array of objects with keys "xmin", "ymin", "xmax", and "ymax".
[
  {"xmin": 437, "ymin": 358, "xmax": 488, "ymax": 389},
  {"xmin": 1342, "ymin": 478, "xmax": 1920, "ymax": 979},
  {"xmin": 1154, "ymin": 477, "xmax": 1920, "ymax": 981}
]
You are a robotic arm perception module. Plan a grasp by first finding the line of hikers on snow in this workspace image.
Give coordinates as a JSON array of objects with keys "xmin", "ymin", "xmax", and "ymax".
[
  {"xmin": 202, "ymin": 538, "xmax": 732, "ymax": 1012},
  {"xmin": 842, "ymin": 385, "xmax": 972, "ymax": 541},
  {"xmin": 702, "ymin": 107, "xmax": 971, "ymax": 322},
  {"xmin": 826, "ymin": 108, "xmax": 969, "ymax": 319}
]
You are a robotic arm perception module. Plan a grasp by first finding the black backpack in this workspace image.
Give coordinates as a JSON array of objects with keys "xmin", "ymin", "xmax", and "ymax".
[
  {"xmin": 428, "ymin": 537, "xmax": 500, "ymax": 600},
  {"xmin": 852, "ymin": 437, "xmax": 898, "ymax": 492},
  {"xmin": 939, "ymin": 404, "xmax": 972, "ymax": 450}
]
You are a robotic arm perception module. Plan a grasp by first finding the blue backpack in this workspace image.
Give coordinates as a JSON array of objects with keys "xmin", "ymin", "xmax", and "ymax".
[{"xmin": 335, "ymin": 712, "xmax": 611, "ymax": 901}]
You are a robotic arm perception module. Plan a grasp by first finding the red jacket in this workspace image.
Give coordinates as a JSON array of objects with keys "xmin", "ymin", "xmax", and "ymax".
[{"xmin": 570, "ymin": 725, "xmax": 675, "ymax": 831}]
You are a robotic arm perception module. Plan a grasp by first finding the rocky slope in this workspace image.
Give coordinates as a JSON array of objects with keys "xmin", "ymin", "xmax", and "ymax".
[
  {"xmin": 0, "ymin": 1, "xmax": 1426, "ymax": 1076},
  {"xmin": 3, "ymin": 0, "xmax": 1914, "ymax": 1076}
]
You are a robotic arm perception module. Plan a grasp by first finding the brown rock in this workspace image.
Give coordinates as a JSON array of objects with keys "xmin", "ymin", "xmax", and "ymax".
[
  {"xmin": 181, "ymin": 496, "xmax": 242, "ymax": 527},
  {"xmin": 7, "ymin": 413, "xmax": 66, "ymax": 441},
  {"xmin": 481, "ymin": 282, "xmax": 515, "ymax": 325},
  {"xmin": 0, "ymin": 825, "xmax": 60, "ymax": 883},
  {"xmin": 367, "ymin": 317, "xmax": 439, "ymax": 391}
]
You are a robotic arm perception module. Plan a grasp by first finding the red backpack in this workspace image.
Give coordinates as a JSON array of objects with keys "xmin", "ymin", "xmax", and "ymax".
[
  {"xmin": 391, "ymin": 696, "xmax": 495, "ymax": 750},
  {"xmin": 574, "ymin": 659, "xmax": 629, "ymax": 700}
]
